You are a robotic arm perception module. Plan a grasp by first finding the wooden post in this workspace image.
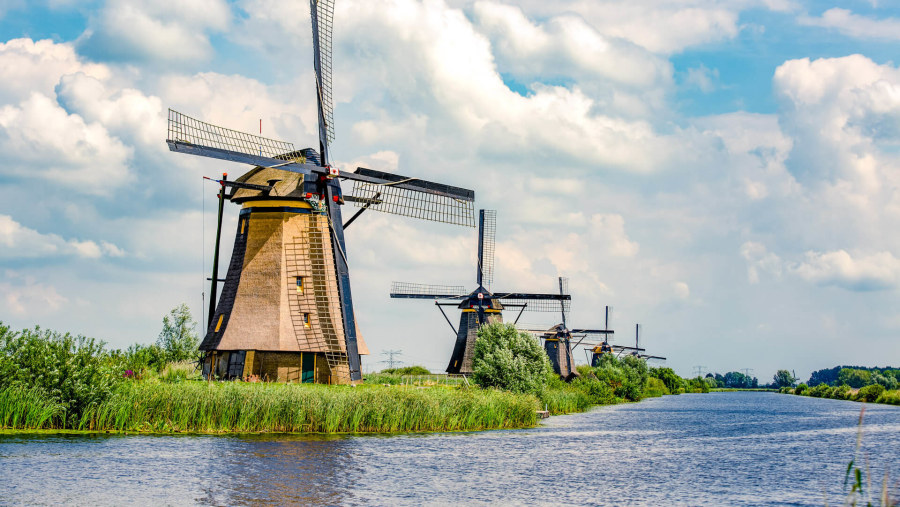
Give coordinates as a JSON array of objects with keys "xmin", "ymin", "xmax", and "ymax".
[{"xmin": 208, "ymin": 173, "xmax": 227, "ymax": 328}]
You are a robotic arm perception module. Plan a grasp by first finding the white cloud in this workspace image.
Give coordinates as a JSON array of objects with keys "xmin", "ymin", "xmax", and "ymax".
[
  {"xmin": 740, "ymin": 241, "xmax": 782, "ymax": 284},
  {"xmin": 799, "ymin": 8, "xmax": 900, "ymax": 41},
  {"xmin": 0, "ymin": 38, "xmax": 109, "ymax": 105},
  {"xmin": 338, "ymin": 0, "xmax": 679, "ymax": 172},
  {"xmin": 1, "ymin": 272, "xmax": 68, "ymax": 316},
  {"xmin": 590, "ymin": 214, "xmax": 639, "ymax": 257},
  {"xmin": 472, "ymin": 1, "xmax": 673, "ymax": 97},
  {"xmin": 78, "ymin": 0, "xmax": 232, "ymax": 63},
  {"xmin": 791, "ymin": 250, "xmax": 900, "ymax": 291},
  {"xmin": 0, "ymin": 215, "xmax": 124, "ymax": 259},
  {"xmin": 0, "ymin": 93, "xmax": 133, "ymax": 193}
]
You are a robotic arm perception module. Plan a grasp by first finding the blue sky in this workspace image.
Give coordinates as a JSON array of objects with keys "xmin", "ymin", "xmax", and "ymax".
[{"xmin": 1, "ymin": 0, "xmax": 900, "ymax": 381}]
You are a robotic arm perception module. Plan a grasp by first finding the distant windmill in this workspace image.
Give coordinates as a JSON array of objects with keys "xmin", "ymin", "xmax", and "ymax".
[
  {"xmin": 519, "ymin": 278, "xmax": 615, "ymax": 381},
  {"xmin": 628, "ymin": 324, "xmax": 666, "ymax": 361},
  {"xmin": 166, "ymin": 1, "xmax": 475, "ymax": 384},
  {"xmin": 390, "ymin": 210, "xmax": 570, "ymax": 374},
  {"xmin": 586, "ymin": 307, "xmax": 642, "ymax": 366}
]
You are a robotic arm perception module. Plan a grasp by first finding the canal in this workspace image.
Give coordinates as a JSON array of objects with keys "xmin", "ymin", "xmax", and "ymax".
[{"xmin": 2, "ymin": 392, "xmax": 898, "ymax": 505}]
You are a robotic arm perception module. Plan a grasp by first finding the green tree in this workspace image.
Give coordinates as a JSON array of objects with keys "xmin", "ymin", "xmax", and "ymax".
[
  {"xmin": 650, "ymin": 367, "xmax": 684, "ymax": 393},
  {"xmin": 471, "ymin": 323, "xmax": 551, "ymax": 394},
  {"xmin": 838, "ymin": 368, "xmax": 871, "ymax": 388},
  {"xmin": 156, "ymin": 304, "xmax": 199, "ymax": 363},
  {"xmin": 773, "ymin": 369, "xmax": 796, "ymax": 388}
]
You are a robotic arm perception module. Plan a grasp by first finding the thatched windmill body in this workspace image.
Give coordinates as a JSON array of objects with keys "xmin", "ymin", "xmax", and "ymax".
[
  {"xmin": 167, "ymin": 1, "xmax": 475, "ymax": 384},
  {"xmin": 390, "ymin": 210, "xmax": 569, "ymax": 374}
]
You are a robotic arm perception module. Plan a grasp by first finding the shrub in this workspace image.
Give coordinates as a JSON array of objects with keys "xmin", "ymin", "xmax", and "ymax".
[
  {"xmin": 794, "ymin": 383, "xmax": 808, "ymax": 395},
  {"xmin": 471, "ymin": 323, "xmax": 551, "ymax": 395},
  {"xmin": 0, "ymin": 324, "xmax": 121, "ymax": 425},
  {"xmin": 702, "ymin": 377, "xmax": 718, "ymax": 389},
  {"xmin": 380, "ymin": 366, "xmax": 431, "ymax": 376},
  {"xmin": 649, "ymin": 367, "xmax": 684, "ymax": 393},
  {"xmin": 876, "ymin": 390, "xmax": 900, "ymax": 405},
  {"xmin": 644, "ymin": 377, "xmax": 670, "ymax": 398},
  {"xmin": 686, "ymin": 376, "xmax": 711, "ymax": 393},
  {"xmin": 808, "ymin": 383, "xmax": 831, "ymax": 398},
  {"xmin": 854, "ymin": 384, "xmax": 884, "ymax": 403},
  {"xmin": 619, "ymin": 355, "xmax": 649, "ymax": 401},
  {"xmin": 828, "ymin": 385, "xmax": 851, "ymax": 400}
]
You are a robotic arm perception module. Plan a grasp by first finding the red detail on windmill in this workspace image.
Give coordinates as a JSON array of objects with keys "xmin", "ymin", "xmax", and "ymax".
[
  {"xmin": 305, "ymin": 193, "xmax": 313, "ymax": 199},
  {"xmin": 332, "ymin": 195, "xmax": 340, "ymax": 203},
  {"xmin": 325, "ymin": 165, "xmax": 339, "ymax": 179},
  {"xmin": 477, "ymin": 293, "xmax": 484, "ymax": 300}
]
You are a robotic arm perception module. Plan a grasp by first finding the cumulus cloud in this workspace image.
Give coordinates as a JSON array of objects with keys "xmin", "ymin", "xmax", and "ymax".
[
  {"xmin": 0, "ymin": 215, "xmax": 124, "ymax": 259},
  {"xmin": 0, "ymin": 38, "xmax": 109, "ymax": 105},
  {"xmin": 337, "ymin": 0, "xmax": 679, "ymax": 172},
  {"xmin": 791, "ymin": 250, "xmax": 900, "ymax": 291},
  {"xmin": 472, "ymin": 1, "xmax": 673, "ymax": 115},
  {"xmin": 78, "ymin": 0, "xmax": 232, "ymax": 63},
  {"xmin": 799, "ymin": 8, "xmax": 900, "ymax": 41},
  {"xmin": 0, "ymin": 93, "xmax": 133, "ymax": 193}
]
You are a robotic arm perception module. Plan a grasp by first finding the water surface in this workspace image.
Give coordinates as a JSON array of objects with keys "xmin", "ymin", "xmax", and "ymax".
[{"xmin": 2, "ymin": 392, "xmax": 899, "ymax": 505}]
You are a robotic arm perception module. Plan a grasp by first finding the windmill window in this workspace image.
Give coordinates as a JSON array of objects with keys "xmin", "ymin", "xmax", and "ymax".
[
  {"xmin": 241, "ymin": 219, "xmax": 246, "ymax": 235},
  {"xmin": 296, "ymin": 276, "xmax": 304, "ymax": 293},
  {"xmin": 303, "ymin": 313, "xmax": 311, "ymax": 328}
]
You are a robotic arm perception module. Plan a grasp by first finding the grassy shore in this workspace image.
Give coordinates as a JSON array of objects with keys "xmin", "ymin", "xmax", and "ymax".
[
  {"xmin": 1, "ymin": 382, "xmax": 538, "ymax": 433},
  {"xmin": 780, "ymin": 383, "xmax": 900, "ymax": 406}
]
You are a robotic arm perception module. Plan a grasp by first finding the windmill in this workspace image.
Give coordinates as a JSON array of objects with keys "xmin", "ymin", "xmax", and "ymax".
[
  {"xmin": 390, "ymin": 210, "xmax": 570, "ymax": 374},
  {"xmin": 586, "ymin": 307, "xmax": 643, "ymax": 366},
  {"xmin": 166, "ymin": 1, "xmax": 475, "ymax": 384},
  {"xmin": 519, "ymin": 278, "xmax": 616, "ymax": 381},
  {"xmin": 628, "ymin": 324, "xmax": 666, "ymax": 361}
]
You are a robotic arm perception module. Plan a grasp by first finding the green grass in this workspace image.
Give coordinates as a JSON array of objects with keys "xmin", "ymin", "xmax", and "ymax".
[{"xmin": 34, "ymin": 381, "xmax": 537, "ymax": 433}]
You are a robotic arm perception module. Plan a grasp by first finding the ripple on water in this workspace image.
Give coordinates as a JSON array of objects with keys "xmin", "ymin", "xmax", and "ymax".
[{"xmin": 1, "ymin": 392, "xmax": 898, "ymax": 506}]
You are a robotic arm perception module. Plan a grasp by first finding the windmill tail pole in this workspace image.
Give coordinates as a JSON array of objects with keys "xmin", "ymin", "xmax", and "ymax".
[{"xmin": 208, "ymin": 173, "xmax": 227, "ymax": 328}]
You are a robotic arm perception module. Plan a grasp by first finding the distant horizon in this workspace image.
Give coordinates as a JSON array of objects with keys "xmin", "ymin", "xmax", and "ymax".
[{"xmin": 1, "ymin": 0, "xmax": 899, "ymax": 383}]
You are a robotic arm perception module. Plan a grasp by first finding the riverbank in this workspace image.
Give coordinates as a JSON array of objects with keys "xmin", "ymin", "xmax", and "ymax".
[
  {"xmin": 779, "ymin": 384, "xmax": 900, "ymax": 406},
  {"xmin": 1, "ymin": 382, "xmax": 539, "ymax": 433}
]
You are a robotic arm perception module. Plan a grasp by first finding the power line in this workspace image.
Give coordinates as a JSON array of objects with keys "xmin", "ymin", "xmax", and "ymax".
[
  {"xmin": 693, "ymin": 365, "xmax": 707, "ymax": 377},
  {"xmin": 740, "ymin": 368, "xmax": 754, "ymax": 377}
]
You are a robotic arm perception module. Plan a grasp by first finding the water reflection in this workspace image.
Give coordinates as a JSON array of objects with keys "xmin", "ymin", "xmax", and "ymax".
[{"xmin": 1, "ymin": 393, "xmax": 899, "ymax": 506}]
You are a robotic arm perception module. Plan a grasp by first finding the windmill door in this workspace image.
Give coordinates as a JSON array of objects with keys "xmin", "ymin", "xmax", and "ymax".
[{"xmin": 301, "ymin": 353, "xmax": 316, "ymax": 383}]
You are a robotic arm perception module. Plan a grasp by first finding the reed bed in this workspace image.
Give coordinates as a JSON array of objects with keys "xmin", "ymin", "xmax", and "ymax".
[
  {"xmin": 67, "ymin": 382, "xmax": 538, "ymax": 433},
  {"xmin": 538, "ymin": 388, "xmax": 596, "ymax": 414},
  {"xmin": 0, "ymin": 386, "xmax": 66, "ymax": 429}
]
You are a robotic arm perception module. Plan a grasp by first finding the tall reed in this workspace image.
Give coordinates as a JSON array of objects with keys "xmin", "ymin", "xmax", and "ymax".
[
  {"xmin": 75, "ymin": 382, "xmax": 538, "ymax": 433},
  {"xmin": 0, "ymin": 386, "xmax": 66, "ymax": 429}
]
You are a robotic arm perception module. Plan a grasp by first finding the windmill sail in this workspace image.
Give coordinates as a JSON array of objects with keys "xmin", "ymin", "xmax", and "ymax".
[
  {"xmin": 167, "ymin": 109, "xmax": 475, "ymax": 227},
  {"xmin": 477, "ymin": 210, "xmax": 496, "ymax": 289},
  {"xmin": 310, "ymin": 0, "xmax": 335, "ymax": 162},
  {"xmin": 390, "ymin": 282, "xmax": 467, "ymax": 299}
]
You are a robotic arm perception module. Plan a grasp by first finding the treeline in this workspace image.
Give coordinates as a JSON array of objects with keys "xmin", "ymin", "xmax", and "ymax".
[
  {"xmin": 702, "ymin": 371, "xmax": 760, "ymax": 389},
  {"xmin": 807, "ymin": 366, "xmax": 900, "ymax": 389}
]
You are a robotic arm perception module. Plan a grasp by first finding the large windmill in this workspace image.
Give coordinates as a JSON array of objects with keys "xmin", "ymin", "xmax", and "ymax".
[
  {"xmin": 390, "ymin": 210, "xmax": 570, "ymax": 374},
  {"xmin": 166, "ymin": 0, "xmax": 475, "ymax": 384},
  {"xmin": 520, "ymin": 278, "xmax": 615, "ymax": 381}
]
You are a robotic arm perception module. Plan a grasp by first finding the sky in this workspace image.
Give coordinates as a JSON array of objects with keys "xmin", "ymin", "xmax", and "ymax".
[{"xmin": 1, "ymin": 0, "xmax": 899, "ymax": 382}]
